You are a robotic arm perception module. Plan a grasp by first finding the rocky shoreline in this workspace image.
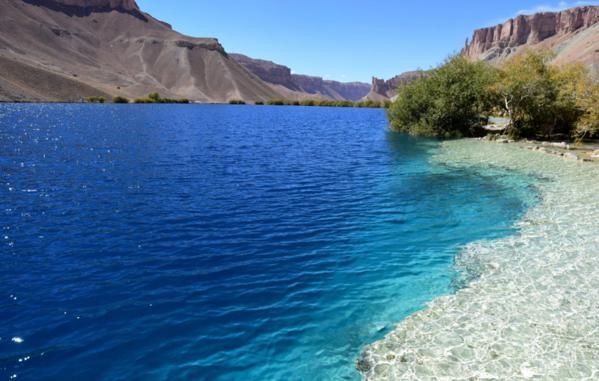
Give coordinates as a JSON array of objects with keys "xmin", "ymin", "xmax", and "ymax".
[{"xmin": 480, "ymin": 134, "xmax": 599, "ymax": 163}]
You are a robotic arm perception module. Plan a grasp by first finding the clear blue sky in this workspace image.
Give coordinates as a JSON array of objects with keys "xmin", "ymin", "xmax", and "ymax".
[{"xmin": 137, "ymin": 0, "xmax": 597, "ymax": 83}]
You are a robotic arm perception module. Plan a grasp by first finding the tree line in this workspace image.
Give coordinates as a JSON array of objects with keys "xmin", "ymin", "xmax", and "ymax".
[
  {"xmin": 231, "ymin": 99, "xmax": 391, "ymax": 108},
  {"xmin": 86, "ymin": 93, "xmax": 190, "ymax": 104}
]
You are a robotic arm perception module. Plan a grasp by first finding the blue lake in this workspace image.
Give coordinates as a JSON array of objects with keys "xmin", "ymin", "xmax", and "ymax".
[{"xmin": 0, "ymin": 104, "xmax": 535, "ymax": 380}]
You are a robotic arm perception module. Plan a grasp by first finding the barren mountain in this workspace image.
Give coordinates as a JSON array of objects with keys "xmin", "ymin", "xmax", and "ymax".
[
  {"xmin": 463, "ymin": 6, "xmax": 599, "ymax": 75},
  {"xmin": 231, "ymin": 53, "xmax": 370, "ymax": 101},
  {"xmin": 0, "ymin": 0, "xmax": 280, "ymax": 102}
]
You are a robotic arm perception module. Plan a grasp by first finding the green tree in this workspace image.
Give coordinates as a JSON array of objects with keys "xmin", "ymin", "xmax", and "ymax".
[
  {"xmin": 574, "ymin": 77, "xmax": 599, "ymax": 140},
  {"xmin": 388, "ymin": 55, "xmax": 497, "ymax": 137},
  {"xmin": 113, "ymin": 96, "xmax": 130, "ymax": 104},
  {"xmin": 86, "ymin": 96, "xmax": 106, "ymax": 103},
  {"xmin": 492, "ymin": 51, "xmax": 562, "ymax": 138},
  {"xmin": 148, "ymin": 93, "xmax": 161, "ymax": 102}
]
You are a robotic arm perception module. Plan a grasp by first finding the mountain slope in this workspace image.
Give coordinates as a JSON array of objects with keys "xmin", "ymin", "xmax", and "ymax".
[
  {"xmin": 0, "ymin": 0, "xmax": 280, "ymax": 102},
  {"xmin": 231, "ymin": 53, "xmax": 370, "ymax": 101},
  {"xmin": 463, "ymin": 6, "xmax": 599, "ymax": 75}
]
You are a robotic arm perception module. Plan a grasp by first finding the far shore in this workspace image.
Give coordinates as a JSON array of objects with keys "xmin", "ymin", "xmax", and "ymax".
[{"xmin": 0, "ymin": 99, "xmax": 390, "ymax": 109}]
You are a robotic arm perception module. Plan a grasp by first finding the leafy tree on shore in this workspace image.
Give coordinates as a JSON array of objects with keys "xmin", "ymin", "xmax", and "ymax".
[
  {"xmin": 577, "ymin": 84, "xmax": 599, "ymax": 139},
  {"xmin": 491, "ymin": 51, "xmax": 563, "ymax": 138},
  {"xmin": 388, "ymin": 55, "xmax": 497, "ymax": 137},
  {"xmin": 571, "ymin": 71, "xmax": 599, "ymax": 140}
]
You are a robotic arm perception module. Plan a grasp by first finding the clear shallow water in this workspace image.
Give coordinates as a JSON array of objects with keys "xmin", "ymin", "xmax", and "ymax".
[
  {"xmin": 362, "ymin": 141, "xmax": 599, "ymax": 380},
  {"xmin": 0, "ymin": 104, "xmax": 535, "ymax": 381}
]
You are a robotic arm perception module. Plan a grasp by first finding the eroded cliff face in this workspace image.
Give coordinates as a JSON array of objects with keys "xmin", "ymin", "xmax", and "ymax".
[
  {"xmin": 366, "ymin": 71, "xmax": 426, "ymax": 101},
  {"xmin": 463, "ymin": 6, "xmax": 599, "ymax": 62},
  {"xmin": 229, "ymin": 54, "xmax": 296, "ymax": 88},
  {"xmin": 23, "ymin": 0, "xmax": 146, "ymax": 20},
  {"xmin": 231, "ymin": 54, "xmax": 370, "ymax": 101}
]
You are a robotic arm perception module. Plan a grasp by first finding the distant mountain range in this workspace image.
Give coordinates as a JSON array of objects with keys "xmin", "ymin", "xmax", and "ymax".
[
  {"xmin": 0, "ymin": 0, "xmax": 597, "ymax": 102},
  {"xmin": 230, "ymin": 54, "xmax": 370, "ymax": 101}
]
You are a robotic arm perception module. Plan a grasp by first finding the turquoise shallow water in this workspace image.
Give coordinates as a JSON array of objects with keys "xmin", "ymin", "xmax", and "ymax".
[
  {"xmin": 361, "ymin": 140, "xmax": 599, "ymax": 380},
  {"xmin": 0, "ymin": 104, "xmax": 536, "ymax": 380}
]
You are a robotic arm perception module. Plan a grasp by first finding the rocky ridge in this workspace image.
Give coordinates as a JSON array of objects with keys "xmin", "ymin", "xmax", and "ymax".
[
  {"xmin": 23, "ymin": 0, "xmax": 146, "ymax": 20},
  {"xmin": 463, "ymin": 5, "xmax": 599, "ymax": 71}
]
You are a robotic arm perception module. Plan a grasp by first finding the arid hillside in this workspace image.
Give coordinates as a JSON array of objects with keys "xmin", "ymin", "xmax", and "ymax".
[{"xmin": 0, "ymin": 0, "xmax": 280, "ymax": 102}]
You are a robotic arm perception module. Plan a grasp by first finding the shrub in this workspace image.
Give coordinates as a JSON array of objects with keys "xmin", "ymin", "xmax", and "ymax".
[
  {"xmin": 255, "ymin": 101, "xmax": 264, "ymax": 105},
  {"xmin": 229, "ymin": 100, "xmax": 246, "ymax": 105},
  {"xmin": 86, "ymin": 96, "xmax": 105, "ymax": 103},
  {"xmin": 336, "ymin": 100, "xmax": 354, "ymax": 107},
  {"xmin": 113, "ymin": 96, "xmax": 129, "ymax": 104},
  {"xmin": 266, "ymin": 99, "xmax": 286, "ymax": 106},
  {"xmin": 133, "ymin": 93, "xmax": 190, "ymax": 104}
]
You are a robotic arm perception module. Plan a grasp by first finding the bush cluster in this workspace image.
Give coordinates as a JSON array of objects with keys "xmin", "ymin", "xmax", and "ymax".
[
  {"xmin": 86, "ymin": 96, "xmax": 106, "ymax": 103},
  {"xmin": 133, "ymin": 93, "xmax": 190, "ymax": 104},
  {"xmin": 388, "ymin": 51, "xmax": 599, "ymax": 140},
  {"xmin": 229, "ymin": 100, "xmax": 246, "ymax": 105},
  {"xmin": 113, "ymin": 96, "xmax": 130, "ymax": 104}
]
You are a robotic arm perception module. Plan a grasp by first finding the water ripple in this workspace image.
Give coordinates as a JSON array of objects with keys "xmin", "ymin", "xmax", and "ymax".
[{"xmin": 0, "ymin": 104, "xmax": 534, "ymax": 380}]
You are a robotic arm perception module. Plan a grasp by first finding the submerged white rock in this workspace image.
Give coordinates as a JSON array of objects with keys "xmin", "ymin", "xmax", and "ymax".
[{"xmin": 360, "ymin": 139, "xmax": 599, "ymax": 380}]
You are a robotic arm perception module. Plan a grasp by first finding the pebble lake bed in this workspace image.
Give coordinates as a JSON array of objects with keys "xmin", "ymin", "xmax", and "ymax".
[{"xmin": 360, "ymin": 139, "xmax": 599, "ymax": 380}]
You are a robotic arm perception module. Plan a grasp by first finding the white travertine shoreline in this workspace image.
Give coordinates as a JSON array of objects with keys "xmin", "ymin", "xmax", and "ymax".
[{"xmin": 360, "ymin": 139, "xmax": 599, "ymax": 380}]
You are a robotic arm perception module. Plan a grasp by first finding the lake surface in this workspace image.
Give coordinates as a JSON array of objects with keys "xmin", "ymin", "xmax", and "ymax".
[{"xmin": 0, "ymin": 105, "xmax": 535, "ymax": 380}]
